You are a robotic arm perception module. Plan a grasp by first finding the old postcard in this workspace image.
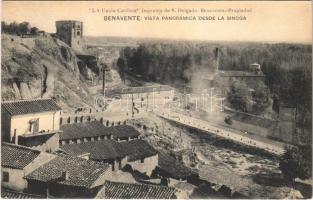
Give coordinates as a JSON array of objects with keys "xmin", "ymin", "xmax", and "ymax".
[{"xmin": 1, "ymin": 1, "xmax": 312, "ymax": 199}]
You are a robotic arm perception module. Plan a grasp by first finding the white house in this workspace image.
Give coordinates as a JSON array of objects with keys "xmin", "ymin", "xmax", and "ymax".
[
  {"xmin": 1, "ymin": 143, "xmax": 55, "ymax": 191},
  {"xmin": 1, "ymin": 98, "xmax": 61, "ymax": 143}
]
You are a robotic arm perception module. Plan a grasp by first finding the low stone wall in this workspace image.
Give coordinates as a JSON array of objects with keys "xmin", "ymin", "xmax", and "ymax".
[{"xmin": 59, "ymin": 114, "xmax": 128, "ymax": 127}]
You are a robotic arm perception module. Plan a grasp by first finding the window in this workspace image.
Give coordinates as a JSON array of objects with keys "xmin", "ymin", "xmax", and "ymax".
[
  {"xmin": 77, "ymin": 31, "xmax": 81, "ymax": 36},
  {"xmin": 2, "ymin": 172, "xmax": 9, "ymax": 182},
  {"xmin": 29, "ymin": 118, "xmax": 39, "ymax": 133}
]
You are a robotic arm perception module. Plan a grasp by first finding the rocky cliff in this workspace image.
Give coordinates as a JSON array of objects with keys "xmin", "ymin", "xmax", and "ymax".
[{"xmin": 1, "ymin": 34, "xmax": 95, "ymax": 112}]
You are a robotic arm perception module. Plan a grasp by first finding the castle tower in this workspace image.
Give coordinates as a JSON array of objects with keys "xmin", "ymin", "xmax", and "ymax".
[{"xmin": 56, "ymin": 20, "xmax": 83, "ymax": 52}]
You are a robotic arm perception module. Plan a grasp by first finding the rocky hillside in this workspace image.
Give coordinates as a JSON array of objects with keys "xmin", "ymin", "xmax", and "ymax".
[{"xmin": 1, "ymin": 34, "xmax": 95, "ymax": 112}]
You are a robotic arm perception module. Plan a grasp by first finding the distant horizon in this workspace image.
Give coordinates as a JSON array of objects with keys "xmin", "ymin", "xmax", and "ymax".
[
  {"xmin": 84, "ymin": 35, "xmax": 313, "ymax": 45},
  {"xmin": 1, "ymin": 22, "xmax": 311, "ymax": 45}
]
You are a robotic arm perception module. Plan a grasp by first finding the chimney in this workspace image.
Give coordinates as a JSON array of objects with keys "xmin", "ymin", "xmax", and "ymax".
[
  {"xmin": 61, "ymin": 171, "xmax": 69, "ymax": 181},
  {"xmin": 13, "ymin": 130, "xmax": 18, "ymax": 145},
  {"xmin": 215, "ymin": 47, "xmax": 219, "ymax": 72}
]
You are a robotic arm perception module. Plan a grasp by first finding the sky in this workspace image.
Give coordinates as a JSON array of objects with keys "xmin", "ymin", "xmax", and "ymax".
[{"xmin": 2, "ymin": 1, "xmax": 312, "ymax": 43}]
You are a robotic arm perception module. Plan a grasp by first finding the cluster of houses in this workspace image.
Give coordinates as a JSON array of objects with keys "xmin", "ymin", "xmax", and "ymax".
[{"xmin": 1, "ymin": 98, "xmax": 194, "ymax": 198}]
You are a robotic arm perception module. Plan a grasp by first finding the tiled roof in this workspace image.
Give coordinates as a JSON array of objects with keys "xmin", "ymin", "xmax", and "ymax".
[
  {"xmin": 61, "ymin": 139, "xmax": 157, "ymax": 162},
  {"xmin": 60, "ymin": 123, "xmax": 140, "ymax": 141},
  {"xmin": 61, "ymin": 140, "xmax": 124, "ymax": 160},
  {"xmin": 1, "ymin": 143, "xmax": 41, "ymax": 169},
  {"xmin": 98, "ymin": 181, "xmax": 176, "ymax": 199},
  {"xmin": 119, "ymin": 140, "xmax": 157, "ymax": 162},
  {"xmin": 25, "ymin": 155, "xmax": 110, "ymax": 189},
  {"xmin": 108, "ymin": 85, "xmax": 173, "ymax": 95},
  {"xmin": 2, "ymin": 99, "xmax": 61, "ymax": 116},
  {"xmin": 157, "ymin": 151, "xmax": 193, "ymax": 179},
  {"xmin": 218, "ymin": 70, "xmax": 265, "ymax": 77},
  {"xmin": 112, "ymin": 125, "xmax": 141, "ymax": 140},
  {"xmin": 60, "ymin": 121, "xmax": 115, "ymax": 140},
  {"xmin": 1, "ymin": 188, "xmax": 45, "ymax": 199},
  {"xmin": 18, "ymin": 131, "xmax": 59, "ymax": 148}
]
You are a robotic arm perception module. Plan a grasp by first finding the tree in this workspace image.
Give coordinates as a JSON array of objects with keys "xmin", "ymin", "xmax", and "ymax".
[
  {"xmin": 272, "ymin": 95, "xmax": 280, "ymax": 114},
  {"xmin": 17, "ymin": 21, "xmax": 31, "ymax": 35},
  {"xmin": 1, "ymin": 21, "xmax": 8, "ymax": 33},
  {"xmin": 279, "ymin": 145, "xmax": 312, "ymax": 186},
  {"xmin": 227, "ymin": 80, "xmax": 250, "ymax": 112},
  {"xmin": 117, "ymin": 57, "xmax": 126, "ymax": 83},
  {"xmin": 8, "ymin": 21, "xmax": 18, "ymax": 35},
  {"xmin": 253, "ymin": 81, "xmax": 270, "ymax": 112},
  {"xmin": 30, "ymin": 27, "xmax": 39, "ymax": 35}
]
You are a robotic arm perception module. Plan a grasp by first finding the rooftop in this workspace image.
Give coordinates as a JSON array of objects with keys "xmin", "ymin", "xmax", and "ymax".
[
  {"xmin": 60, "ymin": 123, "xmax": 140, "ymax": 141},
  {"xmin": 60, "ymin": 121, "xmax": 115, "ymax": 140},
  {"xmin": 97, "ymin": 181, "xmax": 176, "ymax": 199},
  {"xmin": 1, "ymin": 188, "xmax": 45, "ymax": 199},
  {"xmin": 108, "ymin": 85, "xmax": 174, "ymax": 95},
  {"xmin": 61, "ymin": 140, "xmax": 124, "ymax": 160},
  {"xmin": 1, "ymin": 143, "xmax": 41, "ymax": 169},
  {"xmin": 218, "ymin": 70, "xmax": 265, "ymax": 77},
  {"xmin": 119, "ymin": 139, "xmax": 158, "ymax": 162},
  {"xmin": 61, "ymin": 139, "xmax": 157, "ymax": 162},
  {"xmin": 112, "ymin": 125, "xmax": 141, "ymax": 140},
  {"xmin": 25, "ymin": 155, "xmax": 110, "ymax": 189},
  {"xmin": 18, "ymin": 131, "xmax": 60, "ymax": 148},
  {"xmin": 2, "ymin": 98, "xmax": 61, "ymax": 116}
]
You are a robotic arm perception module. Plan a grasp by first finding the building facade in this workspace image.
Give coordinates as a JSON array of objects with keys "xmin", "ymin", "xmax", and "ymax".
[
  {"xmin": 1, "ymin": 143, "xmax": 55, "ymax": 192},
  {"xmin": 56, "ymin": 20, "xmax": 83, "ymax": 52},
  {"xmin": 1, "ymin": 99, "xmax": 61, "ymax": 143}
]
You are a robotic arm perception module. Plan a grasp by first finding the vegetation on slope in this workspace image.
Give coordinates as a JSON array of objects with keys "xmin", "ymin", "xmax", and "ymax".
[
  {"xmin": 1, "ymin": 33, "xmax": 94, "ymax": 112},
  {"xmin": 117, "ymin": 41, "xmax": 312, "ymax": 132}
]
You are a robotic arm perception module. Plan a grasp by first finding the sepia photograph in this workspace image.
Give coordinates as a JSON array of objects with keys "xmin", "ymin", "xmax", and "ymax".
[{"xmin": 1, "ymin": 1, "xmax": 312, "ymax": 199}]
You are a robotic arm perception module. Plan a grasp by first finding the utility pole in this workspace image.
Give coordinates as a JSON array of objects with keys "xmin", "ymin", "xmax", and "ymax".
[
  {"xmin": 102, "ymin": 66, "xmax": 105, "ymax": 96},
  {"xmin": 39, "ymin": 67, "xmax": 43, "ymax": 98},
  {"xmin": 102, "ymin": 64, "xmax": 109, "ymax": 97},
  {"xmin": 131, "ymin": 93, "xmax": 134, "ymax": 118}
]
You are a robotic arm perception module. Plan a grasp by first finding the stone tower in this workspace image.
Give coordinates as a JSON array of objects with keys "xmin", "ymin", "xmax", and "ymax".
[{"xmin": 56, "ymin": 20, "xmax": 83, "ymax": 52}]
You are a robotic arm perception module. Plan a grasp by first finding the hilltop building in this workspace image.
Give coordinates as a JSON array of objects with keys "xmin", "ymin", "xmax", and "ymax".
[
  {"xmin": 56, "ymin": 20, "xmax": 83, "ymax": 52},
  {"xmin": 213, "ymin": 48, "xmax": 265, "ymax": 87},
  {"xmin": 1, "ymin": 99, "xmax": 61, "ymax": 152},
  {"xmin": 215, "ymin": 63, "xmax": 265, "ymax": 88}
]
